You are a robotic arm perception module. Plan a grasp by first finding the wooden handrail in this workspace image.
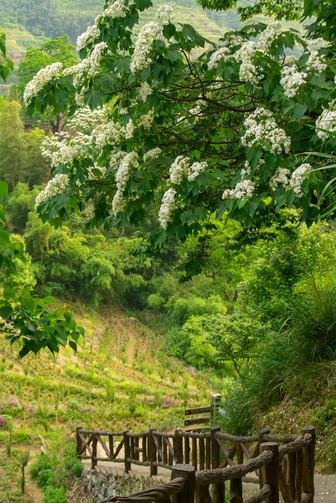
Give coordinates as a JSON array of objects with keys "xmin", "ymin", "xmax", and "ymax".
[{"xmin": 76, "ymin": 425, "xmax": 316, "ymax": 503}]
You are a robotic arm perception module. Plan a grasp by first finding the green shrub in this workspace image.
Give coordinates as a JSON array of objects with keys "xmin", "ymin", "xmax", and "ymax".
[{"xmin": 43, "ymin": 486, "xmax": 67, "ymax": 503}]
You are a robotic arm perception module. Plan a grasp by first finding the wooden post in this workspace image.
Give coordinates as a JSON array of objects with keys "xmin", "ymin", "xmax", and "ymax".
[
  {"xmin": 75, "ymin": 427, "xmax": 82, "ymax": 457},
  {"xmin": 230, "ymin": 478, "xmax": 243, "ymax": 503},
  {"xmin": 174, "ymin": 429, "xmax": 183, "ymax": 464},
  {"xmin": 149, "ymin": 429, "xmax": 157, "ymax": 476},
  {"xmin": 172, "ymin": 464, "xmax": 196, "ymax": 503},
  {"xmin": 302, "ymin": 426, "xmax": 316, "ymax": 503},
  {"xmin": 123, "ymin": 431, "xmax": 131, "ymax": 473},
  {"xmin": 92, "ymin": 435, "xmax": 98, "ymax": 470},
  {"xmin": 108, "ymin": 434, "xmax": 114, "ymax": 459},
  {"xmin": 260, "ymin": 442, "xmax": 279, "ymax": 503},
  {"xmin": 211, "ymin": 427, "xmax": 225, "ymax": 503},
  {"xmin": 211, "ymin": 394, "xmax": 222, "ymax": 424}
]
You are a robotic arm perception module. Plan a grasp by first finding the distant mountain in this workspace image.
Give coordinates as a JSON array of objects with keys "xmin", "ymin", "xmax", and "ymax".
[{"xmin": 0, "ymin": 0, "xmax": 241, "ymax": 60}]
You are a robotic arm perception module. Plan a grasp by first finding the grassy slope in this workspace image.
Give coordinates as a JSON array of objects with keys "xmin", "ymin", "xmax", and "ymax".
[
  {"xmin": 0, "ymin": 304, "xmax": 215, "ymax": 501},
  {"xmin": 252, "ymin": 362, "xmax": 336, "ymax": 472},
  {"xmin": 0, "ymin": 0, "xmax": 239, "ymax": 62}
]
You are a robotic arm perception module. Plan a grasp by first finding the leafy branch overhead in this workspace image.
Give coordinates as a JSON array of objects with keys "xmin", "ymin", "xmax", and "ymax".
[{"xmin": 22, "ymin": 0, "xmax": 336, "ymax": 244}]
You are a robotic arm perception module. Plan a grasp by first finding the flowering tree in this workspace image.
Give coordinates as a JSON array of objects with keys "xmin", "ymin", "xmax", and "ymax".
[{"xmin": 24, "ymin": 0, "xmax": 336, "ymax": 241}]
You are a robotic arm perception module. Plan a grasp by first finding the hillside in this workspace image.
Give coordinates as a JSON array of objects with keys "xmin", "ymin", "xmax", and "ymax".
[
  {"xmin": 0, "ymin": 0, "xmax": 241, "ymax": 61},
  {"xmin": 0, "ymin": 303, "xmax": 219, "ymax": 501}
]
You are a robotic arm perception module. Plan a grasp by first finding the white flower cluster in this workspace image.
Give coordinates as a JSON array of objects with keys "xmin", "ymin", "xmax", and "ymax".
[
  {"xmin": 130, "ymin": 21, "xmax": 162, "ymax": 73},
  {"xmin": 68, "ymin": 106, "xmax": 107, "ymax": 133},
  {"xmin": 290, "ymin": 163, "xmax": 311, "ymax": 196},
  {"xmin": 169, "ymin": 156, "xmax": 191, "ymax": 184},
  {"xmin": 280, "ymin": 62, "xmax": 307, "ymax": 98},
  {"xmin": 235, "ymin": 24, "xmax": 283, "ymax": 84},
  {"xmin": 241, "ymin": 160, "xmax": 251, "ymax": 179},
  {"xmin": 270, "ymin": 167, "xmax": 291, "ymax": 190},
  {"xmin": 23, "ymin": 62, "xmax": 63, "ymax": 106},
  {"xmin": 139, "ymin": 82, "xmax": 153, "ymax": 102},
  {"xmin": 155, "ymin": 4, "xmax": 174, "ymax": 25},
  {"xmin": 306, "ymin": 38, "xmax": 328, "ymax": 72},
  {"xmin": 270, "ymin": 164, "xmax": 311, "ymax": 197},
  {"xmin": 316, "ymin": 107, "xmax": 336, "ymax": 140},
  {"xmin": 112, "ymin": 152, "xmax": 139, "ymax": 215},
  {"xmin": 41, "ymin": 135, "xmax": 84, "ymax": 167},
  {"xmin": 241, "ymin": 108, "xmax": 291, "ymax": 155},
  {"xmin": 35, "ymin": 174, "xmax": 70, "ymax": 208},
  {"xmin": 125, "ymin": 119, "xmax": 135, "ymax": 139},
  {"xmin": 104, "ymin": 0, "xmax": 129, "ymax": 19},
  {"xmin": 159, "ymin": 188, "xmax": 176, "ymax": 229},
  {"xmin": 188, "ymin": 161, "xmax": 207, "ymax": 182},
  {"xmin": 138, "ymin": 110, "xmax": 155, "ymax": 129},
  {"xmin": 66, "ymin": 42, "xmax": 108, "ymax": 88},
  {"xmin": 76, "ymin": 25, "xmax": 99, "ymax": 51},
  {"xmin": 143, "ymin": 147, "xmax": 162, "ymax": 161},
  {"xmin": 208, "ymin": 46, "xmax": 230, "ymax": 70},
  {"xmin": 92, "ymin": 117, "xmax": 124, "ymax": 149},
  {"xmin": 130, "ymin": 5, "xmax": 172, "ymax": 73},
  {"xmin": 222, "ymin": 179, "xmax": 255, "ymax": 199},
  {"xmin": 169, "ymin": 156, "xmax": 207, "ymax": 184}
]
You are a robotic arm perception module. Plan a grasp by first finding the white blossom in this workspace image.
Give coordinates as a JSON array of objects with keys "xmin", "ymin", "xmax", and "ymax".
[
  {"xmin": 306, "ymin": 38, "xmax": 328, "ymax": 72},
  {"xmin": 76, "ymin": 25, "xmax": 99, "ymax": 51},
  {"xmin": 208, "ymin": 46, "xmax": 230, "ymax": 70},
  {"xmin": 138, "ymin": 110, "xmax": 155, "ymax": 129},
  {"xmin": 159, "ymin": 187, "xmax": 176, "ymax": 229},
  {"xmin": 270, "ymin": 168, "xmax": 291, "ymax": 190},
  {"xmin": 104, "ymin": 0, "xmax": 129, "ymax": 19},
  {"xmin": 82, "ymin": 202, "xmax": 95, "ymax": 221},
  {"xmin": 169, "ymin": 156, "xmax": 191, "ymax": 184},
  {"xmin": 112, "ymin": 152, "xmax": 139, "ymax": 215},
  {"xmin": 241, "ymin": 160, "xmax": 251, "ymax": 179},
  {"xmin": 188, "ymin": 161, "xmax": 207, "ymax": 181},
  {"xmin": 130, "ymin": 21, "xmax": 162, "ymax": 73},
  {"xmin": 24, "ymin": 62, "xmax": 63, "ymax": 106},
  {"xmin": 316, "ymin": 107, "xmax": 336, "ymax": 140},
  {"xmin": 222, "ymin": 179, "xmax": 255, "ymax": 199},
  {"xmin": 35, "ymin": 174, "xmax": 70, "ymax": 208},
  {"xmin": 241, "ymin": 108, "xmax": 291, "ymax": 155},
  {"xmin": 155, "ymin": 4, "xmax": 174, "ymax": 25},
  {"xmin": 280, "ymin": 63, "xmax": 307, "ymax": 98},
  {"xmin": 139, "ymin": 82, "xmax": 153, "ymax": 102},
  {"xmin": 289, "ymin": 163, "xmax": 311, "ymax": 196},
  {"xmin": 143, "ymin": 148, "xmax": 162, "ymax": 161},
  {"xmin": 125, "ymin": 119, "xmax": 135, "ymax": 139},
  {"xmin": 234, "ymin": 24, "xmax": 283, "ymax": 84}
]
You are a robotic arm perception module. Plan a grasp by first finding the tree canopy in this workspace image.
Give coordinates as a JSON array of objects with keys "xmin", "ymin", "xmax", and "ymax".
[{"xmin": 21, "ymin": 0, "xmax": 336, "ymax": 243}]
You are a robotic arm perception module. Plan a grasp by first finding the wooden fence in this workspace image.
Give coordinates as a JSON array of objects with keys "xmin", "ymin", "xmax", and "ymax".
[{"xmin": 76, "ymin": 425, "xmax": 316, "ymax": 502}]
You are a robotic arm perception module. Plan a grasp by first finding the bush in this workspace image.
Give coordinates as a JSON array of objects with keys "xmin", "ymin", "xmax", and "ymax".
[{"xmin": 43, "ymin": 486, "xmax": 67, "ymax": 503}]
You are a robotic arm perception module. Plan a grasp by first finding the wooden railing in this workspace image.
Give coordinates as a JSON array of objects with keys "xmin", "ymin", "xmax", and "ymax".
[{"xmin": 76, "ymin": 426, "xmax": 316, "ymax": 503}]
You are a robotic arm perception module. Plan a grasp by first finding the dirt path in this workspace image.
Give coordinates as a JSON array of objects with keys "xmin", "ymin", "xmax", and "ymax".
[{"xmin": 315, "ymin": 474, "xmax": 336, "ymax": 502}]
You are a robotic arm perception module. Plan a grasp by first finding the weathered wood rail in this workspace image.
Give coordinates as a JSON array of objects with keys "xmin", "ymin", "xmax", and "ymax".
[{"xmin": 76, "ymin": 425, "xmax": 316, "ymax": 502}]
